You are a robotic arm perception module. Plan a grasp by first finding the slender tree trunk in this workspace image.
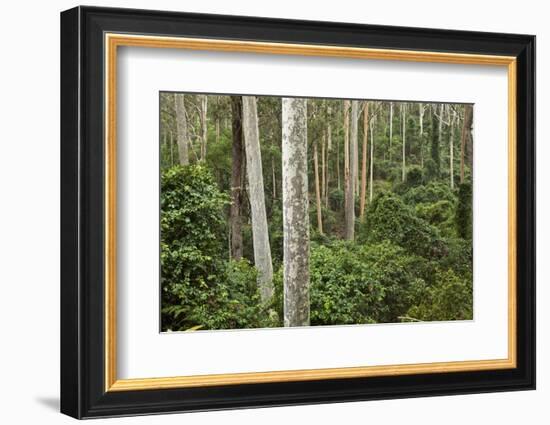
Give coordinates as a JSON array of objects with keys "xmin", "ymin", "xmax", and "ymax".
[
  {"xmin": 336, "ymin": 129, "xmax": 341, "ymax": 191},
  {"xmin": 360, "ymin": 101, "xmax": 369, "ymax": 221},
  {"xmin": 200, "ymin": 95, "xmax": 208, "ymax": 160},
  {"xmin": 282, "ymin": 98, "xmax": 310, "ymax": 327},
  {"xmin": 419, "ymin": 103, "xmax": 424, "ymax": 168},
  {"xmin": 321, "ymin": 134, "xmax": 327, "ymax": 207},
  {"xmin": 343, "ymin": 99, "xmax": 350, "ymax": 198},
  {"xmin": 271, "ymin": 157, "xmax": 277, "ymax": 200},
  {"xmin": 430, "ymin": 105, "xmax": 441, "ymax": 177},
  {"xmin": 325, "ymin": 105, "xmax": 332, "ymax": 206},
  {"xmin": 369, "ymin": 116, "xmax": 375, "ymax": 203},
  {"xmin": 389, "ymin": 101, "xmax": 393, "ymax": 152},
  {"xmin": 314, "ymin": 139, "xmax": 323, "ymax": 234},
  {"xmin": 450, "ymin": 109, "xmax": 456, "ymax": 189},
  {"xmin": 438, "ymin": 104, "xmax": 444, "ymax": 163},
  {"xmin": 174, "ymin": 94, "xmax": 189, "ymax": 165},
  {"xmin": 344, "ymin": 100, "xmax": 357, "ymax": 240},
  {"xmin": 242, "ymin": 96, "xmax": 273, "ymax": 302},
  {"xmin": 353, "ymin": 106, "xmax": 359, "ymax": 196},
  {"xmin": 460, "ymin": 104, "xmax": 473, "ymax": 184},
  {"xmin": 169, "ymin": 131, "xmax": 174, "ymax": 166},
  {"xmin": 230, "ymin": 96, "xmax": 244, "ymax": 260},
  {"xmin": 402, "ymin": 103, "xmax": 407, "ymax": 182}
]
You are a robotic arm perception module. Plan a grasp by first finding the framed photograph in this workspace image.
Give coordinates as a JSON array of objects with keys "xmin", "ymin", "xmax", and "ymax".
[{"xmin": 60, "ymin": 6, "xmax": 535, "ymax": 419}]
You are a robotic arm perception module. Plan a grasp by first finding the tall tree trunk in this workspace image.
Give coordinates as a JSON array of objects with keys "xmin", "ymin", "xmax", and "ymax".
[
  {"xmin": 169, "ymin": 131, "xmax": 174, "ymax": 166},
  {"xmin": 325, "ymin": 105, "xmax": 332, "ymax": 206},
  {"xmin": 450, "ymin": 108, "xmax": 456, "ymax": 189},
  {"xmin": 343, "ymin": 99, "xmax": 350, "ymax": 198},
  {"xmin": 200, "ymin": 95, "xmax": 208, "ymax": 160},
  {"xmin": 389, "ymin": 101, "xmax": 393, "ymax": 152},
  {"xmin": 271, "ymin": 157, "xmax": 277, "ymax": 200},
  {"xmin": 402, "ymin": 103, "xmax": 407, "ymax": 182},
  {"xmin": 360, "ymin": 101, "xmax": 369, "ymax": 220},
  {"xmin": 321, "ymin": 134, "xmax": 326, "ymax": 208},
  {"xmin": 174, "ymin": 94, "xmax": 189, "ymax": 165},
  {"xmin": 369, "ymin": 116, "xmax": 375, "ymax": 202},
  {"xmin": 314, "ymin": 139, "xmax": 323, "ymax": 234},
  {"xmin": 460, "ymin": 104, "xmax": 473, "ymax": 184},
  {"xmin": 419, "ymin": 103, "xmax": 424, "ymax": 168},
  {"xmin": 282, "ymin": 98, "xmax": 310, "ymax": 327},
  {"xmin": 230, "ymin": 96, "xmax": 244, "ymax": 260},
  {"xmin": 344, "ymin": 100, "xmax": 357, "ymax": 240},
  {"xmin": 431, "ymin": 105, "xmax": 441, "ymax": 177},
  {"xmin": 353, "ymin": 105, "xmax": 359, "ymax": 196},
  {"xmin": 242, "ymin": 96, "xmax": 273, "ymax": 302},
  {"xmin": 336, "ymin": 127, "xmax": 341, "ymax": 190}
]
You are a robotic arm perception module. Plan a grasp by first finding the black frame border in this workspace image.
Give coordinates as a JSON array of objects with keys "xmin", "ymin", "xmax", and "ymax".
[{"xmin": 61, "ymin": 6, "xmax": 535, "ymax": 419}]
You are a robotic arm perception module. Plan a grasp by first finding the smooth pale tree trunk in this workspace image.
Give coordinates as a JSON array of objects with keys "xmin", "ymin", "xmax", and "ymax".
[
  {"xmin": 321, "ymin": 134, "xmax": 327, "ymax": 208},
  {"xmin": 402, "ymin": 104, "xmax": 407, "ymax": 182},
  {"xmin": 282, "ymin": 97, "xmax": 310, "ymax": 327},
  {"xmin": 389, "ymin": 102, "xmax": 393, "ymax": 151},
  {"xmin": 353, "ymin": 104, "xmax": 359, "ymax": 196},
  {"xmin": 438, "ymin": 104, "xmax": 444, "ymax": 160},
  {"xmin": 169, "ymin": 131, "xmax": 174, "ymax": 166},
  {"xmin": 200, "ymin": 95, "xmax": 208, "ymax": 160},
  {"xmin": 460, "ymin": 104, "xmax": 473, "ymax": 184},
  {"xmin": 230, "ymin": 96, "xmax": 244, "ymax": 260},
  {"xmin": 450, "ymin": 108, "xmax": 456, "ymax": 189},
  {"xmin": 174, "ymin": 94, "xmax": 189, "ymax": 165},
  {"xmin": 344, "ymin": 101, "xmax": 358, "ymax": 240},
  {"xmin": 419, "ymin": 103, "xmax": 424, "ymax": 168},
  {"xmin": 336, "ymin": 129, "xmax": 341, "ymax": 190},
  {"xmin": 325, "ymin": 104, "xmax": 332, "ymax": 206},
  {"xmin": 360, "ymin": 102, "xmax": 369, "ymax": 221},
  {"xmin": 242, "ymin": 96, "xmax": 274, "ymax": 302},
  {"xmin": 369, "ymin": 117, "xmax": 375, "ymax": 203},
  {"xmin": 313, "ymin": 139, "xmax": 323, "ymax": 234},
  {"xmin": 343, "ymin": 100, "xmax": 350, "ymax": 198}
]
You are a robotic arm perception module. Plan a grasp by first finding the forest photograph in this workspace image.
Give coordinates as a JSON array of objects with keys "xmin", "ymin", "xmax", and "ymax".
[{"xmin": 159, "ymin": 92, "xmax": 474, "ymax": 332}]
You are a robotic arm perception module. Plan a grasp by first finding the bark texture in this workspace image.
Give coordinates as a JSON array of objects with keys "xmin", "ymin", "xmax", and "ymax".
[
  {"xmin": 282, "ymin": 97, "xmax": 310, "ymax": 327},
  {"xmin": 242, "ymin": 96, "xmax": 274, "ymax": 302},
  {"xmin": 460, "ymin": 104, "xmax": 474, "ymax": 183},
  {"xmin": 314, "ymin": 139, "xmax": 323, "ymax": 234},
  {"xmin": 200, "ymin": 95, "xmax": 208, "ymax": 160},
  {"xmin": 230, "ymin": 96, "xmax": 244, "ymax": 260},
  {"xmin": 344, "ymin": 100, "xmax": 359, "ymax": 240},
  {"xmin": 360, "ymin": 102, "xmax": 369, "ymax": 220},
  {"xmin": 402, "ymin": 104, "xmax": 407, "ymax": 182},
  {"xmin": 174, "ymin": 94, "xmax": 189, "ymax": 165}
]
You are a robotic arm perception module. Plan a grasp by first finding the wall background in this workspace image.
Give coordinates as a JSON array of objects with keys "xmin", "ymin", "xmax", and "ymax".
[{"xmin": 0, "ymin": 1, "xmax": 544, "ymax": 423}]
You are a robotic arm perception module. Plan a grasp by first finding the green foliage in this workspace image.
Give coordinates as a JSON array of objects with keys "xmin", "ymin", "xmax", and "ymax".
[
  {"xmin": 272, "ymin": 241, "xmax": 427, "ymax": 325},
  {"xmin": 359, "ymin": 192, "xmax": 445, "ymax": 259},
  {"xmin": 402, "ymin": 181, "xmax": 456, "ymax": 206},
  {"xmin": 430, "ymin": 111, "xmax": 441, "ymax": 177},
  {"xmin": 415, "ymin": 200, "xmax": 456, "ymax": 237},
  {"xmin": 456, "ymin": 182, "xmax": 473, "ymax": 239},
  {"xmin": 408, "ymin": 269, "xmax": 473, "ymax": 321},
  {"xmin": 406, "ymin": 165, "xmax": 423, "ymax": 187},
  {"xmin": 161, "ymin": 165, "xmax": 273, "ymax": 331},
  {"xmin": 159, "ymin": 94, "xmax": 474, "ymax": 329}
]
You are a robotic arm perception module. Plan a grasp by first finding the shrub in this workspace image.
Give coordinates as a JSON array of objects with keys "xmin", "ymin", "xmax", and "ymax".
[
  {"xmin": 406, "ymin": 165, "xmax": 424, "ymax": 187},
  {"xmin": 272, "ymin": 241, "xmax": 427, "ymax": 325},
  {"xmin": 408, "ymin": 268, "xmax": 473, "ymax": 321},
  {"xmin": 415, "ymin": 199, "xmax": 456, "ymax": 237},
  {"xmin": 359, "ymin": 191, "xmax": 446, "ymax": 259},
  {"xmin": 402, "ymin": 181, "xmax": 456, "ymax": 206}
]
